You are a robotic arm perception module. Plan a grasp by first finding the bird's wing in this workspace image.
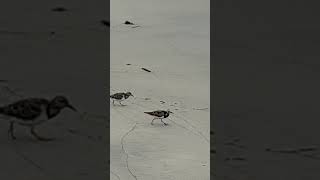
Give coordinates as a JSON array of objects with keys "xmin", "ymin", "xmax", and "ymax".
[
  {"xmin": 1, "ymin": 98, "xmax": 49, "ymax": 120},
  {"xmin": 110, "ymin": 93, "xmax": 123, "ymax": 99},
  {"xmin": 145, "ymin": 110, "xmax": 164, "ymax": 117}
]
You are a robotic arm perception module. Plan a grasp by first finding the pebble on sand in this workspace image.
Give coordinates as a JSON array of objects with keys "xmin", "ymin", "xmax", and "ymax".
[
  {"xmin": 101, "ymin": 20, "xmax": 110, "ymax": 27},
  {"xmin": 141, "ymin": 67, "xmax": 152, "ymax": 72},
  {"xmin": 124, "ymin": 21, "xmax": 135, "ymax": 25},
  {"xmin": 52, "ymin": 7, "xmax": 68, "ymax": 12}
]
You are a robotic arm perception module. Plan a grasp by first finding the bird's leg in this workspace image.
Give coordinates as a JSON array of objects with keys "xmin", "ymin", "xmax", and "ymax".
[
  {"xmin": 151, "ymin": 118, "xmax": 156, "ymax": 125},
  {"xmin": 8, "ymin": 121, "xmax": 16, "ymax": 140},
  {"xmin": 161, "ymin": 119, "xmax": 168, "ymax": 126},
  {"xmin": 30, "ymin": 126, "xmax": 55, "ymax": 141},
  {"xmin": 119, "ymin": 101, "xmax": 125, "ymax": 106},
  {"xmin": 112, "ymin": 100, "xmax": 114, "ymax": 105}
]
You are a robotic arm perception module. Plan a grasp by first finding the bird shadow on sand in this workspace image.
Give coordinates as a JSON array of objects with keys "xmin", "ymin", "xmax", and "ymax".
[
  {"xmin": 0, "ymin": 123, "xmax": 91, "ymax": 145},
  {"xmin": 148, "ymin": 123, "xmax": 171, "ymax": 128}
]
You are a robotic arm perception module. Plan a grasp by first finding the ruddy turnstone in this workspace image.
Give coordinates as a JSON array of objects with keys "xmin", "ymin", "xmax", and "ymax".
[
  {"xmin": 0, "ymin": 96, "xmax": 77, "ymax": 141},
  {"xmin": 144, "ymin": 110, "xmax": 173, "ymax": 125},
  {"xmin": 110, "ymin": 92, "xmax": 134, "ymax": 105}
]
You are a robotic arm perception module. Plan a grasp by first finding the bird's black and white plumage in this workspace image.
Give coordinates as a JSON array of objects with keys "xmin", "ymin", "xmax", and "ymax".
[
  {"xmin": 144, "ymin": 110, "xmax": 173, "ymax": 125},
  {"xmin": 0, "ymin": 96, "xmax": 77, "ymax": 141},
  {"xmin": 110, "ymin": 92, "xmax": 133, "ymax": 105}
]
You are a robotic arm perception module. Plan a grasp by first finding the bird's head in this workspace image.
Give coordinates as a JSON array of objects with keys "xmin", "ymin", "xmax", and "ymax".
[
  {"xmin": 125, "ymin": 92, "xmax": 134, "ymax": 97},
  {"xmin": 51, "ymin": 96, "xmax": 77, "ymax": 112}
]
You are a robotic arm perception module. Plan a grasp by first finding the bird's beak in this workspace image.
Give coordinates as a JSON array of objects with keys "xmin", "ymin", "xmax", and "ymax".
[
  {"xmin": 131, "ymin": 94, "xmax": 134, "ymax": 97},
  {"xmin": 169, "ymin": 111, "xmax": 173, "ymax": 114},
  {"xmin": 67, "ymin": 104, "xmax": 77, "ymax": 112}
]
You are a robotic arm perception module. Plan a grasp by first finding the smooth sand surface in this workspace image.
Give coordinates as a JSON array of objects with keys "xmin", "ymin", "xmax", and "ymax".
[
  {"xmin": 214, "ymin": 1, "xmax": 320, "ymax": 179},
  {"xmin": 0, "ymin": 0, "xmax": 108, "ymax": 179},
  {"xmin": 111, "ymin": 0, "xmax": 210, "ymax": 179}
]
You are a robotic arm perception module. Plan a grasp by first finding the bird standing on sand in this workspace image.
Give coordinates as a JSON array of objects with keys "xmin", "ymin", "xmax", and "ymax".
[
  {"xmin": 0, "ymin": 96, "xmax": 77, "ymax": 141},
  {"xmin": 144, "ymin": 110, "xmax": 173, "ymax": 125},
  {"xmin": 110, "ymin": 92, "xmax": 134, "ymax": 105}
]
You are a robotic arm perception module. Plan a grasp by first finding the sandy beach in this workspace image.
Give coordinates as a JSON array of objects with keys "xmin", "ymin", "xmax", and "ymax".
[
  {"xmin": 111, "ymin": 0, "xmax": 210, "ymax": 179},
  {"xmin": 213, "ymin": 1, "xmax": 320, "ymax": 179}
]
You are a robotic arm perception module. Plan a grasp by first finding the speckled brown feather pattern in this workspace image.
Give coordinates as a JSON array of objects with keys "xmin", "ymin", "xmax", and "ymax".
[{"xmin": 0, "ymin": 98, "xmax": 49, "ymax": 120}]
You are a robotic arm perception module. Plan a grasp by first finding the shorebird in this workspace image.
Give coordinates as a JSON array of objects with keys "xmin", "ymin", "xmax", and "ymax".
[
  {"xmin": 0, "ymin": 96, "xmax": 77, "ymax": 141},
  {"xmin": 144, "ymin": 110, "xmax": 173, "ymax": 125},
  {"xmin": 110, "ymin": 92, "xmax": 134, "ymax": 106}
]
